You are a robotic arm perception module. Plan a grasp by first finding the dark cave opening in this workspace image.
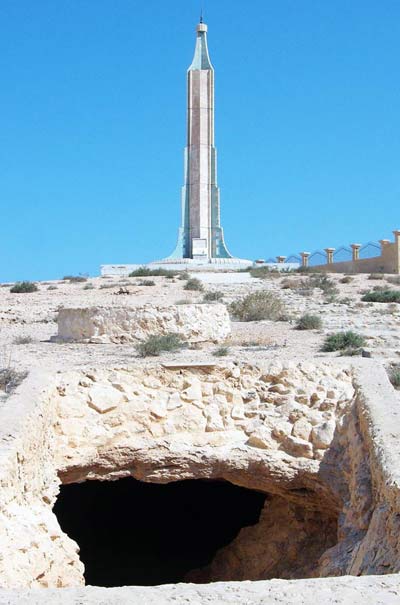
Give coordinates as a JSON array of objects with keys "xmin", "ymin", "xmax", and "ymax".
[{"xmin": 53, "ymin": 477, "xmax": 266, "ymax": 587}]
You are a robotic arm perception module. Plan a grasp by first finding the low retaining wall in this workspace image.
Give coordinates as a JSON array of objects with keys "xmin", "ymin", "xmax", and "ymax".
[{"xmin": 54, "ymin": 304, "xmax": 231, "ymax": 344}]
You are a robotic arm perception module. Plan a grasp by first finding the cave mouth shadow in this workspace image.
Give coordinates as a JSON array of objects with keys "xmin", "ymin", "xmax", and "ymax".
[{"xmin": 53, "ymin": 477, "xmax": 266, "ymax": 587}]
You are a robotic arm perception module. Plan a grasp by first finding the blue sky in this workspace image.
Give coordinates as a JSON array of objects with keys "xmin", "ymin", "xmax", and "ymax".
[{"xmin": 1, "ymin": 0, "xmax": 399, "ymax": 281}]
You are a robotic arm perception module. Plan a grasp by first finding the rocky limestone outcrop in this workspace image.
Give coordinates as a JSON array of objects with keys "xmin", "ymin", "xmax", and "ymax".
[
  {"xmin": 1, "ymin": 360, "xmax": 400, "ymax": 590},
  {"xmin": 54, "ymin": 304, "xmax": 231, "ymax": 344}
]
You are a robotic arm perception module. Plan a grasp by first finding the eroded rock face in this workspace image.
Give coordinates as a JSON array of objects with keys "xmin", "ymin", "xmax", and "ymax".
[
  {"xmin": 55, "ymin": 304, "xmax": 231, "ymax": 344},
  {"xmin": 1, "ymin": 361, "xmax": 400, "ymax": 590}
]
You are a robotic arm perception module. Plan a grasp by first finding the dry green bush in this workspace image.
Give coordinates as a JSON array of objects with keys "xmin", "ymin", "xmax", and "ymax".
[
  {"xmin": 10, "ymin": 282, "xmax": 38, "ymax": 293},
  {"xmin": 203, "ymin": 290, "xmax": 224, "ymax": 302},
  {"xmin": 213, "ymin": 346, "xmax": 230, "ymax": 357},
  {"xmin": 63, "ymin": 275, "xmax": 88, "ymax": 283},
  {"xmin": 361, "ymin": 290, "xmax": 400, "ymax": 303},
  {"xmin": 13, "ymin": 336, "xmax": 33, "ymax": 345},
  {"xmin": 322, "ymin": 331, "xmax": 365, "ymax": 352},
  {"xmin": 129, "ymin": 267, "xmax": 178, "ymax": 278},
  {"xmin": 249, "ymin": 266, "xmax": 280, "ymax": 279},
  {"xmin": 296, "ymin": 314, "xmax": 322, "ymax": 330},
  {"xmin": 184, "ymin": 278, "xmax": 204, "ymax": 292},
  {"xmin": 136, "ymin": 333, "xmax": 186, "ymax": 357},
  {"xmin": 229, "ymin": 291, "xmax": 286, "ymax": 322}
]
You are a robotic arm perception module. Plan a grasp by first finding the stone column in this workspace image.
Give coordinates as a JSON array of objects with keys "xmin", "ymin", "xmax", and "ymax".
[
  {"xmin": 300, "ymin": 252, "xmax": 310, "ymax": 268},
  {"xmin": 351, "ymin": 244, "xmax": 361, "ymax": 261},
  {"xmin": 324, "ymin": 248, "xmax": 335, "ymax": 265},
  {"xmin": 276, "ymin": 256, "xmax": 286, "ymax": 264},
  {"xmin": 393, "ymin": 231, "xmax": 400, "ymax": 274}
]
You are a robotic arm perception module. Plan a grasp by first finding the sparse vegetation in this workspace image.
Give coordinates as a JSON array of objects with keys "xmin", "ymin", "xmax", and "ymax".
[
  {"xmin": 0, "ymin": 367, "xmax": 28, "ymax": 393},
  {"xmin": 178, "ymin": 271, "xmax": 191, "ymax": 281},
  {"xmin": 281, "ymin": 278, "xmax": 302, "ymax": 290},
  {"xmin": 13, "ymin": 336, "xmax": 33, "ymax": 345},
  {"xmin": 322, "ymin": 331, "xmax": 366, "ymax": 352},
  {"xmin": 138, "ymin": 280, "xmax": 155, "ymax": 286},
  {"xmin": 175, "ymin": 299, "xmax": 193, "ymax": 305},
  {"xmin": 249, "ymin": 266, "xmax": 280, "ymax": 279},
  {"xmin": 83, "ymin": 283, "xmax": 95, "ymax": 290},
  {"xmin": 184, "ymin": 278, "xmax": 204, "ymax": 292},
  {"xmin": 63, "ymin": 275, "xmax": 88, "ymax": 283},
  {"xmin": 47, "ymin": 285, "xmax": 58, "ymax": 290},
  {"xmin": 213, "ymin": 346, "xmax": 230, "ymax": 357},
  {"xmin": 389, "ymin": 365, "xmax": 400, "ymax": 389},
  {"xmin": 295, "ymin": 314, "xmax": 322, "ymax": 330},
  {"xmin": 339, "ymin": 347, "xmax": 363, "ymax": 357},
  {"xmin": 229, "ymin": 291, "xmax": 286, "ymax": 322},
  {"xmin": 306, "ymin": 274, "xmax": 339, "ymax": 297},
  {"xmin": 361, "ymin": 290, "xmax": 400, "ymax": 303},
  {"xmin": 340, "ymin": 276, "xmax": 353, "ymax": 284},
  {"xmin": 387, "ymin": 276, "xmax": 400, "ymax": 286},
  {"xmin": 10, "ymin": 281, "xmax": 38, "ymax": 293},
  {"xmin": 0, "ymin": 349, "xmax": 28, "ymax": 394},
  {"xmin": 368, "ymin": 273, "xmax": 385, "ymax": 280},
  {"xmin": 136, "ymin": 333, "xmax": 186, "ymax": 357},
  {"xmin": 203, "ymin": 290, "xmax": 224, "ymax": 302},
  {"xmin": 129, "ymin": 267, "xmax": 178, "ymax": 278}
]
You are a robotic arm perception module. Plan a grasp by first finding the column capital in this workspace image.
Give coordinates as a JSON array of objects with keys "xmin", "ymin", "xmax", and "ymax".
[
  {"xmin": 351, "ymin": 243, "xmax": 361, "ymax": 249},
  {"xmin": 324, "ymin": 248, "xmax": 335, "ymax": 264},
  {"xmin": 276, "ymin": 256, "xmax": 286, "ymax": 264},
  {"xmin": 300, "ymin": 252, "xmax": 310, "ymax": 267},
  {"xmin": 380, "ymin": 239, "xmax": 390, "ymax": 246}
]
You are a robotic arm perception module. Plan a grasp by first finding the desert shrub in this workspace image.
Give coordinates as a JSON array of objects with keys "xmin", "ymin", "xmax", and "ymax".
[
  {"xmin": 138, "ymin": 280, "xmax": 155, "ymax": 286},
  {"xmin": 10, "ymin": 281, "xmax": 38, "ymax": 293},
  {"xmin": 372, "ymin": 285, "xmax": 386, "ymax": 292},
  {"xmin": 229, "ymin": 291, "xmax": 286, "ymax": 322},
  {"xmin": 175, "ymin": 299, "xmax": 193, "ymax": 305},
  {"xmin": 340, "ymin": 276, "xmax": 353, "ymax": 284},
  {"xmin": 13, "ymin": 336, "xmax": 33, "ymax": 345},
  {"xmin": 387, "ymin": 276, "xmax": 400, "ymax": 286},
  {"xmin": 203, "ymin": 290, "xmax": 224, "ymax": 302},
  {"xmin": 213, "ymin": 346, "xmax": 230, "ymax": 357},
  {"xmin": 389, "ymin": 366, "xmax": 400, "ymax": 389},
  {"xmin": 281, "ymin": 278, "xmax": 302, "ymax": 290},
  {"xmin": 178, "ymin": 271, "xmax": 191, "ymax": 281},
  {"xmin": 368, "ymin": 273, "xmax": 384, "ymax": 280},
  {"xmin": 184, "ymin": 278, "xmax": 204, "ymax": 292},
  {"xmin": 322, "ymin": 331, "xmax": 366, "ymax": 352},
  {"xmin": 0, "ymin": 367, "xmax": 28, "ymax": 394},
  {"xmin": 236, "ymin": 266, "xmax": 253, "ymax": 273},
  {"xmin": 339, "ymin": 297, "xmax": 352, "ymax": 305},
  {"xmin": 47, "ymin": 285, "xmax": 58, "ymax": 290},
  {"xmin": 83, "ymin": 283, "xmax": 95, "ymax": 290},
  {"xmin": 339, "ymin": 348, "xmax": 363, "ymax": 357},
  {"xmin": 63, "ymin": 275, "xmax": 87, "ymax": 283},
  {"xmin": 249, "ymin": 267, "xmax": 280, "ymax": 279},
  {"xmin": 296, "ymin": 314, "xmax": 322, "ymax": 330},
  {"xmin": 361, "ymin": 290, "xmax": 400, "ymax": 303},
  {"xmin": 129, "ymin": 267, "xmax": 178, "ymax": 278},
  {"xmin": 307, "ymin": 275, "xmax": 339, "ymax": 297},
  {"xmin": 298, "ymin": 288, "xmax": 313, "ymax": 297},
  {"xmin": 136, "ymin": 333, "xmax": 186, "ymax": 357}
]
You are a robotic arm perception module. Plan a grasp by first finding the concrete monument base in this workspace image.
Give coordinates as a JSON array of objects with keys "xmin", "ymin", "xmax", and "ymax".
[{"xmin": 100, "ymin": 257, "xmax": 253, "ymax": 276}]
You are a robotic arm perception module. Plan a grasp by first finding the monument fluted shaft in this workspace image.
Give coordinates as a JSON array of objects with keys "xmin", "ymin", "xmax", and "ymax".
[{"xmin": 169, "ymin": 21, "xmax": 231, "ymax": 261}]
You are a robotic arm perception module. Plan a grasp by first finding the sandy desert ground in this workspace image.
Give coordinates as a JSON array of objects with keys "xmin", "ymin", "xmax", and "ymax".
[{"xmin": 0, "ymin": 269, "xmax": 399, "ymax": 384}]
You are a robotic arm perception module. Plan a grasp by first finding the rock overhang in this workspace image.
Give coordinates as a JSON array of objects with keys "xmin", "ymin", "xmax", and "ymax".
[{"xmin": 0, "ymin": 359, "xmax": 400, "ymax": 601}]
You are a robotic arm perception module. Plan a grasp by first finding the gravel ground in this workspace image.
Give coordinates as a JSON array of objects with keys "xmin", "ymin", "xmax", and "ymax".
[{"xmin": 0, "ymin": 271, "xmax": 399, "ymax": 379}]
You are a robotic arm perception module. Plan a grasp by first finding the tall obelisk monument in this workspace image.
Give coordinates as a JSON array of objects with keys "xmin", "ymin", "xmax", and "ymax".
[{"xmin": 169, "ymin": 18, "xmax": 233, "ymax": 261}]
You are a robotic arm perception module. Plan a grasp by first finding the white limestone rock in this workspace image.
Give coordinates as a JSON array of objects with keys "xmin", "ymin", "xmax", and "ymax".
[{"xmin": 54, "ymin": 304, "xmax": 231, "ymax": 344}]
